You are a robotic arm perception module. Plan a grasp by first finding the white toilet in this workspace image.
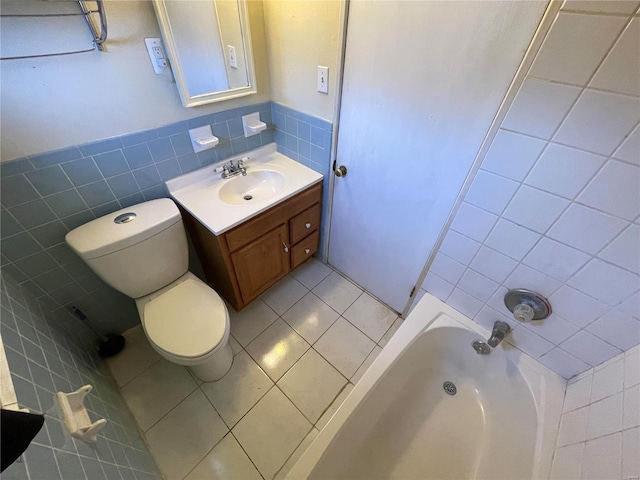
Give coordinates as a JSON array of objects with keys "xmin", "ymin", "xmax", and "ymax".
[{"xmin": 65, "ymin": 199, "xmax": 233, "ymax": 382}]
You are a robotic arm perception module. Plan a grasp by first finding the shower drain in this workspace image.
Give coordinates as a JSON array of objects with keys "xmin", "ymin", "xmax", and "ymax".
[{"xmin": 443, "ymin": 381, "xmax": 457, "ymax": 396}]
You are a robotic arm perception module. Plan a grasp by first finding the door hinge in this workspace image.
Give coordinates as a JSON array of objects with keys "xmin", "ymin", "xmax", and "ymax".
[{"xmin": 410, "ymin": 286, "xmax": 416, "ymax": 297}]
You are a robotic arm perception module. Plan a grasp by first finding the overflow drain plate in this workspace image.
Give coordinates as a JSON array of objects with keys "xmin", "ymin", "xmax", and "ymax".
[{"xmin": 443, "ymin": 381, "xmax": 457, "ymax": 396}]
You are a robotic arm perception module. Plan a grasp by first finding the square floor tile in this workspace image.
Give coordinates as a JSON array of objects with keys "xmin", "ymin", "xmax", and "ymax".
[
  {"xmin": 379, "ymin": 318, "xmax": 403, "ymax": 348},
  {"xmin": 282, "ymin": 292, "xmax": 340, "ymax": 344},
  {"xmin": 228, "ymin": 299, "xmax": 278, "ymax": 347},
  {"xmin": 146, "ymin": 390, "xmax": 228, "ymax": 480},
  {"xmin": 291, "ymin": 258, "xmax": 333, "ymax": 289},
  {"xmin": 274, "ymin": 428, "xmax": 319, "ymax": 480},
  {"xmin": 121, "ymin": 359, "xmax": 197, "ymax": 431},
  {"xmin": 278, "ymin": 349, "xmax": 347, "ymax": 423},
  {"xmin": 343, "ymin": 293, "xmax": 398, "ymax": 342},
  {"xmin": 184, "ymin": 433, "xmax": 262, "ymax": 480},
  {"xmin": 106, "ymin": 325, "xmax": 161, "ymax": 386},
  {"xmin": 229, "ymin": 335, "xmax": 242, "ymax": 355},
  {"xmin": 246, "ymin": 319, "xmax": 310, "ymax": 381},
  {"xmin": 312, "ymin": 271, "xmax": 363, "ymax": 314},
  {"xmin": 316, "ymin": 383, "xmax": 354, "ymax": 430},
  {"xmin": 314, "ymin": 318, "xmax": 376, "ymax": 378},
  {"xmin": 232, "ymin": 387, "xmax": 312, "ymax": 480},
  {"xmin": 261, "ymin": 275, "xmax": 308, "ymax": 315},
  {"xmin": 201, "ymin": 350, "xmax": 273, "ymax": 428},
  {"xmin": 351, "ymin": 346, "xmax": 383, "ymax": 383}
]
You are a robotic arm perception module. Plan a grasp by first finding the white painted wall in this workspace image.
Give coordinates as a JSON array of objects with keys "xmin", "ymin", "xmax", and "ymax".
[
  {"xmin": 262, "ymin": 0, "xmax": 341, "ymax": 121},
  {"xmin": 0, "ymin": 0, "xmax": 270, "ymax": 161}
]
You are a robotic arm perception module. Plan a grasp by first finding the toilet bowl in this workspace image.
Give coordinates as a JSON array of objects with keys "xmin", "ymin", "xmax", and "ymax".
[
  {"xmin": 136, "ymin": 272, "xmax": 232, "ymax": 381},
  {"xmin": 65, "ymin": 199, "xmax": 233, "ymax": 382}
]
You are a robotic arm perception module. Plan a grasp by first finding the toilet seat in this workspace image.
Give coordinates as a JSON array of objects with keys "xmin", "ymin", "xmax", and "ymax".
[{"xmin": 142, "ymin": 276, "xmax": 228, "ymax": 359}]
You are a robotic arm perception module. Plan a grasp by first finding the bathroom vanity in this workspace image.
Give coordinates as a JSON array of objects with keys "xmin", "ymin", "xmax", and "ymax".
[{"xmin": 166, "ymin": 144, "xmax": 323, "ymax": 310}]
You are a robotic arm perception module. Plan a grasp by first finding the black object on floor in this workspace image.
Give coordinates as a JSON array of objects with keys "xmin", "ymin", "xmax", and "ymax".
[
  {"xmin": 1, "ymin": 408, "xmax": 45, "ymax": 472},
  {"xmin": 98, "ymin": 334, "xmax": 125, "ymax": 357},
  {"xmin": 68, "ymin": 306, "xmax": 125, "ymax": 357}
]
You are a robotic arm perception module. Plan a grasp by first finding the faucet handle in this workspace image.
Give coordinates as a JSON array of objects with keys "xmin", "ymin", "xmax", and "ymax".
[{"xmin": 238, "ymin": 158, "xmax": 244, "ymax": 168}]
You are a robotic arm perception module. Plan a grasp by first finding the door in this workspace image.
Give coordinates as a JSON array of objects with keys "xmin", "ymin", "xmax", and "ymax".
[
  {"xmin": 328, "ymin": 1, "xmax": 548, "ymax": 312},
  {"xmin": 231, "ymin": 224, "xmax": 289, "ymax": 304}
]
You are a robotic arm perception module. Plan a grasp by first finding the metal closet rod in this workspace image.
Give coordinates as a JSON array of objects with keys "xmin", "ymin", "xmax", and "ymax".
[{"xmin": 0, "ymin": 0, "xmax": 107, "ymax": 60}]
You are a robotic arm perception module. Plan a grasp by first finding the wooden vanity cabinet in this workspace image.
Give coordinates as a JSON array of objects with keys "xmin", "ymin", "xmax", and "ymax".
[{"xmin": 180, "ymin": 182, "xmax": 322, "ymax": 311}]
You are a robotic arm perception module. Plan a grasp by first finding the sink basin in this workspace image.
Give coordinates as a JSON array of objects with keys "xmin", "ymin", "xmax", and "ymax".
[
  {"xmin": 165, "ymin": 143, "xmax": 323, "ymax": 234},
  {"xmin": 218, "ymin": 169, "xmax": 286, "ymax": 205}
]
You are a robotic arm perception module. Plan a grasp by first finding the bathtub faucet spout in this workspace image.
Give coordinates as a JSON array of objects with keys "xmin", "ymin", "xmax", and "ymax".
[{"xmin": 487, "ymin": 321, "xmax": 511, "ymax": 348}]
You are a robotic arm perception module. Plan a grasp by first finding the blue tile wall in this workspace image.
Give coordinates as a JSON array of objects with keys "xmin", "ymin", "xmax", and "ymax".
[
  {"xmin": 0, "ymin": 102, "xmax": 274, "ymax": 335},
  {"xmin": 271, "ymin": 102, "xmax": 333, "ymax": 258},
  {"xmin": 0, "ymin": 270, "xmax": 161, "ymax": 480},
  {"xmin": 1, "ymin": 101, "xmax": 330, "ymax": 342}
]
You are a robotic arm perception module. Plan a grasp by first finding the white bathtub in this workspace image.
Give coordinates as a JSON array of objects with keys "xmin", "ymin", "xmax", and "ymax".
[{"xmin": 287, "ymin": 294, "xmax": 565, "ymax": 480}]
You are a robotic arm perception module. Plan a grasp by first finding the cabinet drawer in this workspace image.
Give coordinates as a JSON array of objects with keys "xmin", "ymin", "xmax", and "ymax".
[
  {"xmin": 290, "ymin": 203, "xmax": 321, "ymax": 245},
  {"xmin": 291, "ymin": 230, "xmax": 319, "ymax": 269},
  {"xmin": 225, "ymin": 183, "xmax": 322, "ymax": 252}
]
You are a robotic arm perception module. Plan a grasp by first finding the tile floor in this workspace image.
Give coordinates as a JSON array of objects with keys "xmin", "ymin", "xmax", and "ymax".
[{"xmin": 106, "ymin": 259, "xmax": 403, "ymax": 480}]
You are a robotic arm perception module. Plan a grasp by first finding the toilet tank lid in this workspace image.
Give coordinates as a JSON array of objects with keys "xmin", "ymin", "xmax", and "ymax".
[{"xmin": 65, "ymin": 199, "xmax": 182, "ymax": 260}]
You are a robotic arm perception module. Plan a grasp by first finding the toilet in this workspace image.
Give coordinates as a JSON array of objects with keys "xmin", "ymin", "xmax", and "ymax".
[{"xmin": 65, "ymin": 199, "xmax": 233, "ymax": 382}]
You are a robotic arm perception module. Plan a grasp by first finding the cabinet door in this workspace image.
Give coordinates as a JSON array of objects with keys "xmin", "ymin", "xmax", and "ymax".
[{"xmin": 230, "ymin": 224, "xmax": 290, "ymax": 304}]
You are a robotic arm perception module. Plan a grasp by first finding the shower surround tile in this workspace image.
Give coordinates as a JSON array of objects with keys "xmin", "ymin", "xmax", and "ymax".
[{"xmin": 424, "ymin": 4, "xmax": 640, "ymax": 382}]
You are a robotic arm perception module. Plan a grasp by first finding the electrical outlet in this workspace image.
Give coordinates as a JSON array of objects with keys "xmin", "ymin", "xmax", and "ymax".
[
  {"xmin": 145, "ymin": 38, "xmax": 168, "ymax": 74},
  {"xmin": 317, "ymin": 66, "xmax": 329, "ymax": 94},
  {"xmin": 228, "ymin": 45, "xmax": 238, "ymax": 69}
]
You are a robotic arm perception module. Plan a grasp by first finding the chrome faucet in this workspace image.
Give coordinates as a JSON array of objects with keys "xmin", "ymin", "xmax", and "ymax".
[
  {"xmin": 221, "ymin": 158, "xmax": 247, "ymax": 179},
  {"xmin": 487, "ymin": 321, "xmax": 511, "ymax": 348}
]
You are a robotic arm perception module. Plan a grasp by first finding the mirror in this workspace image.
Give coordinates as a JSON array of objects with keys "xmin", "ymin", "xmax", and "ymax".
[{"xmin": 152, "ymin": 0, "xmax": 257, "ymax": 108}]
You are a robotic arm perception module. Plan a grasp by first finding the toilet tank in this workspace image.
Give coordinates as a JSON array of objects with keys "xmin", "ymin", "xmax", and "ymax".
[{"xmin": 65, "ymin": 199, "xmax": 189, "ymax": 299}]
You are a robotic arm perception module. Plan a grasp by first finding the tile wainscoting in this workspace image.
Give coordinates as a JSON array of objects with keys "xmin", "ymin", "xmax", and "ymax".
[
  {"xmin": 1, "ymin": 101, "xmax": 333, "ymax": 337},
  {"xmin": 0, "ymin": 270, "xmax": 161, "ymax": 480}
]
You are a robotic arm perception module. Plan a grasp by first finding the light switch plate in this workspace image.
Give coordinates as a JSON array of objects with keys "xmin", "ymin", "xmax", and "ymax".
[{"xmin": 317, "ymin": 66, "xmax": 329, "ymax": 94}]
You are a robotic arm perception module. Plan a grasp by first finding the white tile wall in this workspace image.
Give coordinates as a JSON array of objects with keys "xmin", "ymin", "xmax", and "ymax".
[
  {"xmin": 550, "ymin": 346, "xmax": 639, "ymax": 479},
  {"xmin": 590, "ymin": 18, "xmax": 640, "ymax": 97},
  {"xmin": 424, "ymin": 4, "xmax": 640, "ymax": 380},
  {"xmin": 528, "ymin": 12, "xmax": 626, "ymax": 85}
]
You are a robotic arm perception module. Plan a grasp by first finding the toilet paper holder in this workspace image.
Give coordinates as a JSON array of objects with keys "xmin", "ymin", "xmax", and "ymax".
[{"xmin": 56, "ymin": 385, "xmax": 106, "ymax": 443}]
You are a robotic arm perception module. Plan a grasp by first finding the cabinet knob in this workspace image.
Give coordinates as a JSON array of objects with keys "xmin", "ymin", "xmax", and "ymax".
[
  {"xmin": 305, "ymin": 223, "xmax": 311, "ymax": 229},
  {"xmin": 282, "ymin": 242, "xmax": 289, "ymax": 253},
  {"xmin": 304, "ymin": 248, "xmax": 310, "ymax": 254}
]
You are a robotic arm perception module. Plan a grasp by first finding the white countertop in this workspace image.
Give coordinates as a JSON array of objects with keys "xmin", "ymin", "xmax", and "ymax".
[{"xmin": 166, "ymin": 143, "xmax": 324, "ymax": 235}]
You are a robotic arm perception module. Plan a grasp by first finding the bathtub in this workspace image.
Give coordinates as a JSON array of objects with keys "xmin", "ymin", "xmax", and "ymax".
[{"xmin": 286, "ymin": 294, "xmax": 565, "ymax": 480}]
